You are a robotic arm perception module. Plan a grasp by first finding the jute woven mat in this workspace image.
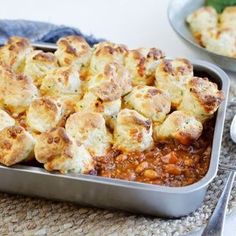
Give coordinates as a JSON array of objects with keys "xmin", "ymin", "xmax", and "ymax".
[{"xmin": 1, "ymin": 85, "xmax": 236, "ymax": 236}]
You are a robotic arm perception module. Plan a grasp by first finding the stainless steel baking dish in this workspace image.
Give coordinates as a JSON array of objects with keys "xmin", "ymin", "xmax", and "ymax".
[
  {"xmin": 168, "ymin": 0, "xmax": 236, "ymax": 72},
  {"xmin": 0, "ymin": 43, "xmax": 230, "ymax": 218}
]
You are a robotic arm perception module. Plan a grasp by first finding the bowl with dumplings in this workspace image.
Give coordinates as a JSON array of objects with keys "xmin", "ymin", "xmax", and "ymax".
[
  {"xmin": 168, "ymin": 0, "xmax": 236, "ymax": 72},
  {"xmin": 0, "ymin": 36, "xmax": 229, "ymax": 217}
]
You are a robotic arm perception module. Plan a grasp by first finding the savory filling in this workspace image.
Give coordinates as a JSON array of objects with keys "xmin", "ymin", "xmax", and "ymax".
[
  {"xmin": 0, "ymin": 36, "xmax": 224, "ymax": 187},
  {"xmin": 95, "ymin": 118, "xmax": 213, "ymax": 186}
]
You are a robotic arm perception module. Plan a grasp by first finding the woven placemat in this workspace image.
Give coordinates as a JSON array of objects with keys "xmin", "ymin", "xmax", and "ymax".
[{"xmin": 1, "ymin": 85, "xmax": 236, "ymax": 236}]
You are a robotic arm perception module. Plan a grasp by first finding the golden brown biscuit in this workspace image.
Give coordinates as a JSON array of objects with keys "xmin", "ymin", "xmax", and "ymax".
[
  {"xmin": 24, "ymin": 50, "xmax": 58, "ymax": 86},
  {"xmin": 187, "ymin": 6, "xmax": 236, "ymax": 58},
  {"xmin": 0, "ymin": 65, "xmax": 38, "ymax": 113},
  {"xmin": 114, "ymin": 109, "xmax": 153, "ymax": 152},
  {"xmin": 220, "ymin": 6, "xmax": 236, "ymax": 32},
  {"xmin": 40, "ymin": 66, "xmax": 82, "ymax": 97},
  {"xmin": 155, "ymin": 58, "xmax": 193, "ymax": 108},
  {"xmin": 55, "ymin": 36, "xmax": 91, "ymax": 68},
  {"xmin": 124, "ymin": 85, "xmax": 171, "ymax": 123},
  {"xmin": 125, "ymin": 47, "xmax": 165, "ymax": 85},
  {"xmin": 154, "ymin": 111, "xmax": 203, "ymax": 145},
  {"xmin": 201, "ymin": 28, "xmax": 236, "ymax": 58},
  {"xmin": 26, "ymin": 97, "xmax": 63, "ymax": 133},
  {"xmin": 77, "ymin": 92, "xmax": 121, "ymax": 125},
  {"xmin": 34, "ymin": 127, "xmax": 94, "ymax": 174},
  {"xmin": 0, "ymin": 109, "xmax": 15, "ymax": 131},
  {"xmin": 0, "ymin": 36, "xmax": 33, "ymax": 72},
  {"xmin": 0, "ymin": 125, "xmax": 35, "ymax": 166},
  {"xmin": 56, "ymin": 94, "xmax": 81, "ymax": 115},
  {"xmin": 186, "ymin": 6, "xmax": 218, "ymax": 44},
  {"xmin": 65, "ymin": 112, "xmax": 112, "ymax": 156},
  {"xmin": 90, "ymin": 41, "xmax": 128, "ymax": 74},
  {"xmin": 87, "ymin": 63, "xmax": 132, "ymax": 101},
  {"xmin": 178, "ymin": 77, "xmax": 224, "ymax": 122}
]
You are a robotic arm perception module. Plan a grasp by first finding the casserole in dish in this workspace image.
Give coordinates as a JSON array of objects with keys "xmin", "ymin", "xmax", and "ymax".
[{"xmin": 0, "ymin": 38, "xmax": 229, "ymax": 217}]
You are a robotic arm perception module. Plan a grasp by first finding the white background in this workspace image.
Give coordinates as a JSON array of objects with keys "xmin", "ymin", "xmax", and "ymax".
[{"xmin": 0, "ymin": 0, "xmax": 236, "ymax": 235}]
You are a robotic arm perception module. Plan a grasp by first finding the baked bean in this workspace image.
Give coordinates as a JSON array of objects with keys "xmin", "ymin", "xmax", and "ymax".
[
  {"xmin": 115, "ymin": 154, "xmax": 128, "ymax": 163},
  {"xmin": 165, "ymin": 164, "xmax": 182, "ymax": 175},
  {"xmin": 143, "ymin": 169, "xmax": 158, "ymax": 179},
  {"xmin": 135, "ymin": 161, "xmax": 149, "ymax": 174},
  {"xmin": 184, "ymin": 159, "xmax": 193, "ymax": 166},
  {"xmin": 161, "ymin": 152, "xmax": 178, "ymax": 164}
]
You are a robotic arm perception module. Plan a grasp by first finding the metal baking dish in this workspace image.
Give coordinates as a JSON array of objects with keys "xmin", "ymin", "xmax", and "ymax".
[{"xmin": 0, "ymin": 43, "xmax": 230, "ymax": 218}]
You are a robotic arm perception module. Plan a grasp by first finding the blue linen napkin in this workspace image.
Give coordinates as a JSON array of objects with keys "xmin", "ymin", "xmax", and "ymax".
[{"xmin": 0, "ymin": 19, "xmax": 103, "ymax": 46}]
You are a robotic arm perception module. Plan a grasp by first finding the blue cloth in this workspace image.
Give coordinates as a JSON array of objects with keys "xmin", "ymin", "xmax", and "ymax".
[{"xmin": 0, "ymin": 19, "xmax": 103, "ymax": 46}]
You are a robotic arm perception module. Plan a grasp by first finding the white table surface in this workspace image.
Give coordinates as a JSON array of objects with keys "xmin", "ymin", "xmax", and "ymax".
[{"xmin": 1, "ymin": 0, "xmax": 236, "ymax": 235}]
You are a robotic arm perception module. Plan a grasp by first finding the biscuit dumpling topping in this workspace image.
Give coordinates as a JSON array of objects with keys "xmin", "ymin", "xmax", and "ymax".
[
  {"xmin": 77, "ymin": 92, "xmax": 121, "ymax": 119},
  {"xmin": 155, "ymin": 58, "xmax": 193, "ymax": 108},
  {"xmin": 201, "ymin": 28, "xmax": 236, "ymax": 58},
  {"xmin": 87, "ymin": 62, "xmax": 132, "ymax": 102},
  {"xmin": 0, "ymin": 66, "xmax": 38, "ymax": 114},
  {"xmin": 125, "ymin": 47, "xmax": 165, "ymax": 86},
  {"xmin": 114, "ymin": 109, "xmax": 153, "ymax": 152},
  {"xmin": 124, "ymin": 85, "xmax": 171, "ymax": 123},
  {"xmin": 55, "ymin": 35, "xmax": 92, "ymax": 69},
  {"xmin": 178, "ymin": 77, "xmax": 224, "ymax": 122},
  {"xmin": 34, "ymin": 127, "xmax": 94, "ymax": 174},
  {"xmin": 0, "ymin": 109, "xmax": 15, "ymax": 131},
  {"xmin": 24, "ymin": 50, "xmax": 58, "ymax": 87},
  {"xmin": 27, "ymin": 97, "xmax": 63, "ymax": 133},
  {"xmin": 0, "ymin": 36, "xmax": 33, "ymax": 72},
  {"xmin": 89, "ymin": 42, "xmax": 128, "ymax": 74},
  {"xmin": 0, "ymin": 125, "xmax": 35, "ymax": 166},
  {"xmin": 186, "ymin": 6, "xmax": 218, "ymax": 44},
  {"xmin": 219, "ymin": 6, "xmax": 236, "ymax": 32},
  {"xmin": 154, "ymin": 111, "xmax": 203, "ymax": 145},
  {"xmin": 187, "ymin": 6, "xmax": 236, "ymax": 58},
  {"xmin": 65, "ymin": 112, "xmax": 112, "ymax": 156},
  {"xmin": 40, "ymin": 66, "xmax": 82, "ymax": 97}
]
